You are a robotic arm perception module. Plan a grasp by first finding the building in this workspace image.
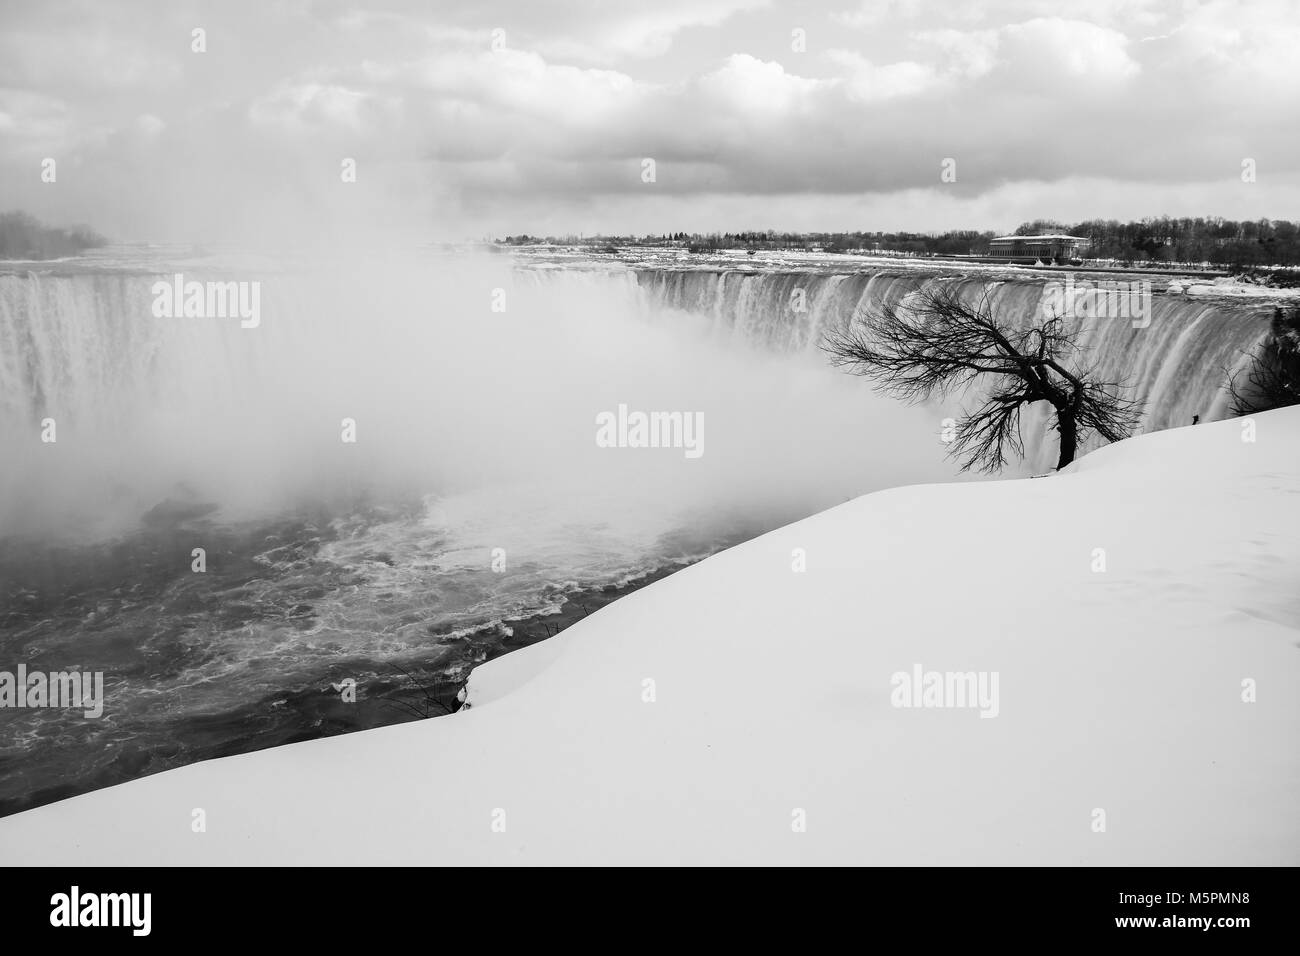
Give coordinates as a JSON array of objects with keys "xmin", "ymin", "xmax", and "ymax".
[{"xmin": 988, "ymin": 234, "xmax": 1090, "ymax": 263}]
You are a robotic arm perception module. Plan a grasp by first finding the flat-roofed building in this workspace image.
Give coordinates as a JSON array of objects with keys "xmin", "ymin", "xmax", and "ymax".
[{"xmin": 988, "ymin": 234, "xmax": 1090, "ymax": 263}]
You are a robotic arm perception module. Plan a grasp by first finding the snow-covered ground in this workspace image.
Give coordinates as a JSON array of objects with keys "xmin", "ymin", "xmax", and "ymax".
[
  {"xmin": 1169, "ymin": 275, "xmax": 1300, "ymax": 300},
  {"xmin": 2, "ymin": 410, "xmax": 1297, "ymax": 865}
]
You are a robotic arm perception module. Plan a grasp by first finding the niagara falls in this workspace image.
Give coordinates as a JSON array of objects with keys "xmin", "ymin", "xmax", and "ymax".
[
  {"xmin": 1, "ymin": 0, "xmax": 1298, "ymax": 930},
  {"xmin": 0, "ymin": 244, "xmax": 1286, "ymax": 819}
]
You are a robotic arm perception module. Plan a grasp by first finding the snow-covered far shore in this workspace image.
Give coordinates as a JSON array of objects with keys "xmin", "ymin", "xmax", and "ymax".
[
  {"xmin": 2, "ymin": 410, "xmax": 1297, "ymax": 866},
  {"xmin": 1169, "ymin": 276, "xmax": 1300, "ymax": 300}
]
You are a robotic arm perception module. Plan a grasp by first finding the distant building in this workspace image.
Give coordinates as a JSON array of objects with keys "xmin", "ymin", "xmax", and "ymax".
[{"xmin": 988, "ymin": 234, "xmax": 1090, "ymax": 263}]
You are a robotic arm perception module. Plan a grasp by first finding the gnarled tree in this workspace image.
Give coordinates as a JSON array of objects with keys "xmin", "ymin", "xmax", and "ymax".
[{"xmin": 823, "ymin": 284, "xmax": 1142, "ymax": 472}]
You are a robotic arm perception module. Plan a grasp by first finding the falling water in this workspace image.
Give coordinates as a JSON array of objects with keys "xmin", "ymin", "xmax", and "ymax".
[{"xmin": 631, "ymin": 267, "xmax": 1276, "ymax": 469}]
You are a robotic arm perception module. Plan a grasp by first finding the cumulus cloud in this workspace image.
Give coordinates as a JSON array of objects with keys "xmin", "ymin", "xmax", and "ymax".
[
  {"xmin": 911, "ymin": 29, "xmax": 1000, "ymax": 79},
  {"xmin": 825, "ymin": 51, "xmax": 938, "ymax": 102},
  {"xmin": 539, "ymin": 0, "xmax": 772, "ymax": 62},
  {"xmin": 999, "ymin": 18, "xmax": 1139, "ymax": 84},
  {"xmin": 0, "ymin": 0, "xmax": 1295, "ymax": 240},
  {"xmin": 697, "ymin": 54, "xmax": 828, "ymax": 114}
]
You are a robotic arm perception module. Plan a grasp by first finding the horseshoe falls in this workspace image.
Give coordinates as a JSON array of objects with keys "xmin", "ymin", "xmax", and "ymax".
[
  {"xmin": 0, "ymin": 250, "xmax": 1281, "ymax": 817},
  {"xmin": 629, "ymin": 267, "xmax": 1275, "ymax": 469}
]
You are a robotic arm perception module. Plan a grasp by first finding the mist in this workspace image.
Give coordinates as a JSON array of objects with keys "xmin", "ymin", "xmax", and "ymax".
[{"xmin": 0, "ymin": 249, "xmax": 955, "ymax": 543}]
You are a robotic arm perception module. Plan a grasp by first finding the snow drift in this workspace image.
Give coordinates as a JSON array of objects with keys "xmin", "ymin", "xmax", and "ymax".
[{"xmin": 0, "ymin": 408, "xmax": 1296, "ymax": 865}]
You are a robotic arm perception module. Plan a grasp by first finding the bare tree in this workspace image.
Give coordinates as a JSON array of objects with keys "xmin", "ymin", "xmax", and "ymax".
[
  {"xmin": 822, "ymin": 284, "xmax": 1142, "ymax": 472},
  {"xmin": 1226, "ymin": 305, "xmax": 1300, "ymax": 416}
]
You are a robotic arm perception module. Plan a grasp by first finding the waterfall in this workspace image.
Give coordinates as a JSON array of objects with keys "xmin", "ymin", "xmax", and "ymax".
[
  {"xmin": 0, "ymin": 255, "xmax": 1277, "ymax": 814},
  {"xmin": 631, "ymin": 268, "xmax": 1274, "ymax": 469},
  {"xmin": 0, "ymin": 259, "xmax": 1276, "ymax": 537}
]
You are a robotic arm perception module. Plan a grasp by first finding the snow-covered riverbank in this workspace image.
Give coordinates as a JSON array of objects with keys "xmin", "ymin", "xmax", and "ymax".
[{"xmin": 2, "ymin": 409, "xmax": 1296, "ymax": 865}]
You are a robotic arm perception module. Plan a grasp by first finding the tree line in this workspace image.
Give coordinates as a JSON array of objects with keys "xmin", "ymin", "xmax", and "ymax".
[
  {"xmin": 498, "ymin": 217, "xmax": 1300, "ymax": 269},
  {"xmin": 0, "ymin": 211, "xmax": 106, "ymax": 259}
]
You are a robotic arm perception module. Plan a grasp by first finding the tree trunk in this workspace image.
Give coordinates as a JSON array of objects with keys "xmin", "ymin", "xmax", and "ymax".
[{"xmin": 1056, "ymin": 409, "xmax": 1078, "ymax": 469}]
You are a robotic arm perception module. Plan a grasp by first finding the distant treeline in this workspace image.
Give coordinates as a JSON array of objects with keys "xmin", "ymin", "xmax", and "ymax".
[
  {"xmin": 498, "ymin": 216, "xmax": 1300, "ymax": 269},
  {"xmin": 1011, "ymin": 218, "xmax": 1300, "ymax": 267},
  {"xmin": 0, "ymin": 211, "xmax": 106, "ymax": 259}
]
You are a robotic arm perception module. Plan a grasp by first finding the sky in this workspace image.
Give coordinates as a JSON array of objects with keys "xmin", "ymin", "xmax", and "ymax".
[{"xmin": 1, "ymin": 0, "xmax": 1298, "ymax": 243}]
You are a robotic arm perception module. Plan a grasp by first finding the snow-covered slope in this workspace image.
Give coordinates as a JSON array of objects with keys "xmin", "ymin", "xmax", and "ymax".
[{"xmin": 2, "ymin": 410, "xmax": 1297, "ymax": 865}]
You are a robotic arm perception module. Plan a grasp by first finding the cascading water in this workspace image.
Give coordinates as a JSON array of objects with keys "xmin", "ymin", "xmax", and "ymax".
[{"xmin": 631, "ymin": 268, "xmax": 1275, "ymax": 470}]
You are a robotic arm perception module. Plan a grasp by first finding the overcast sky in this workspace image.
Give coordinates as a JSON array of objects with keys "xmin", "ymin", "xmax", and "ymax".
[{"xmin": 2, "ymin": 0, "xmax": 1298, "ymax": 243}]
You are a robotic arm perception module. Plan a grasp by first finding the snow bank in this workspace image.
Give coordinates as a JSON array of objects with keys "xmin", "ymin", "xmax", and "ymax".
[
  {"xmin": 1168, "ymin": 275, "xmax": 1300, "ymax": 300},
  {"xmin": 2, "ymin": 410, "xmax": 1297, "ymax": 865}
]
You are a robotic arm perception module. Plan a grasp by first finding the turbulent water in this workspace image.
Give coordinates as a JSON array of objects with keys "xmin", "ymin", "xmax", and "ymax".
[{"xmin": 0, "ymin": 247, "xmax": 1279, "ymax": 814}]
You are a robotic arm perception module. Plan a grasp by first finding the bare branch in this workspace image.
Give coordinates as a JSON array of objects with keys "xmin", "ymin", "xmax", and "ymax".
[{"xmin": 822, "ymin": 283, "xmax": 1144, "ymax": 471}]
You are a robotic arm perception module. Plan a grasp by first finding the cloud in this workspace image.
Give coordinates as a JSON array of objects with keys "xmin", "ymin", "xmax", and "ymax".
[
  {"xmin": 825, "ymin": 50, "xmax": 939, "ymax": 102},
  {"xmin": 998, "ymin": 18, "xmax": 1139, "ymax": 84},
  {"xmin": 697, "ymin": 54, "xmax": 828, "ymax": 114},
  {"xmin": 0, "ymin": 89, "xmax": 86, "ymax": 157},
  {"xmin": 833, "ymin": 0, "xmax": 925, "ymax": 30},
  {"xmin": 249, "ymin": 83, "xmax": 375, "ymax": 131},
  {"xmin": 911, "ymin": 29, "xmax": 1000, "ymax": 79},
  {"xmin": 0, "ymin": 31, "xmax": 183, "ymax": 93},
  {"xmin": 134, "ymin": 114, "xmax": 166, "ymax": 138},
  {"xmin": 0, "ymin": 0, "xmax": 1296, "ymax": 240},
  {"xmin": 1163, "ymin": 0, "xmax": 1300, "ymax": 85},
  {"xmin": 540, "ymin": 0, "xmax": 772, "ymax": 62},
  {"xmin": 834, "ymin": 0, "xmax": 1168, "ymax": 32}
]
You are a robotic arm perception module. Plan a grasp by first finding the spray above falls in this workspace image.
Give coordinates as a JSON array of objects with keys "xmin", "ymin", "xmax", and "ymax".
[{"xmin": 632, "ymin": 267, "xmax": 1274, "ymax": 469}]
